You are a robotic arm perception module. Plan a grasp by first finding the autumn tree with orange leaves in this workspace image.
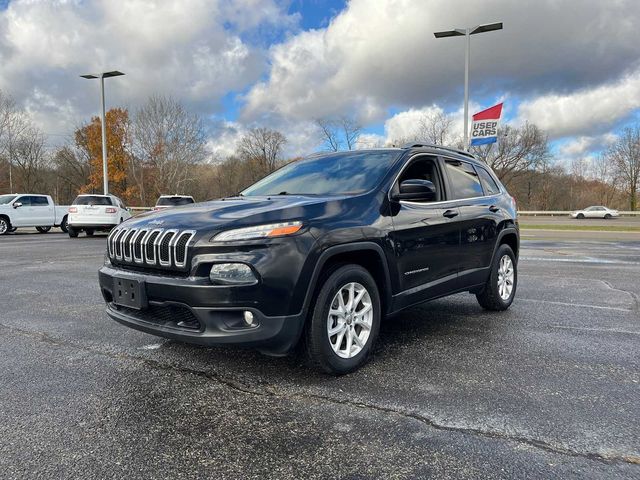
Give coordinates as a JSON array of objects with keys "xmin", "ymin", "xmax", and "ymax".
[{"xmin": 75, "ymin": 108, "xmax": 138, "ymax": 202}]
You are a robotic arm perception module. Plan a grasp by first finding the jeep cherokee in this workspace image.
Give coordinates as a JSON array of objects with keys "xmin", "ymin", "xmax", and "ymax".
[{"xmin": 99, "ymin": 144, "xmax": 519, "ymax": 374}]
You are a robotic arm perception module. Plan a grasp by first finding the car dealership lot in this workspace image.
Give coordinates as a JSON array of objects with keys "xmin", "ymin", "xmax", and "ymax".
[{"xmin": 1, "ymin": 232, "xmax": 639, "ymax": 479}]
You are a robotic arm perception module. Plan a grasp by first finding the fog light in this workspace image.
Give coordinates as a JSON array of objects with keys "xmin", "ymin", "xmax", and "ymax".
[
  {"xmin": 209, "ymin": 263, "xmax": 257, "ymax": 285},
  {"xmin": 243, "ymin": 310, "xmax": 255, "ymax": 326}
]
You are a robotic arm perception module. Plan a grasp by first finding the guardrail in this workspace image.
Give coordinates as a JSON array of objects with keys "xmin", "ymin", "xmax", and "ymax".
[
  {"xmin": 520, "ymin": 211, "xmax": 640, "ymax": 216},
  {"xmin": 127, "ymin": 206, "xmax": 639, "ymax": 216}
]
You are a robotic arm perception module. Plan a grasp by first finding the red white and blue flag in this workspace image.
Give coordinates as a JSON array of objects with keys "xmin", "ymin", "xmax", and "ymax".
[{"xmin": 470, "ymin": 103, "xmax": 503, "ymax": 146}]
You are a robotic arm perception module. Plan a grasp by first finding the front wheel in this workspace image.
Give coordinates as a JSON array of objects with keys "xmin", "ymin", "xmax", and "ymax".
[
  {"xmin": 0, "ymin": 217, "xmax": 10, "ymax": 235},
  {"xmin": 476, "ymin": 244, "xmax": 517, "ymax": 311},
  {"xmin": 577, "ymin": 213, "xmax": 585, "ymax": 219},
  {"xmin": 36, "ymin": 226, "xmax": 51, "ymax": 233},
  {"xmin": 67, "ymin": 226, "xmax": 79, "ymax": 238},
  {"xmin": 305, "ymin": 264, "xmax": 381, "ymax": 375},
  {"xmin": 604, "ymin": 214, "xmax": 612, "ymax": 219},
  {"xmin": 85, "ymin": 229, "xmax": 94, "ymax": 237}
]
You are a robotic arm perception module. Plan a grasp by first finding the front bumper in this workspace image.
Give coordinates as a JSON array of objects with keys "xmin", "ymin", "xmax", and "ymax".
[{"xmin": 98, "ymin": 266, "xmax": 305, "ymax": 354}]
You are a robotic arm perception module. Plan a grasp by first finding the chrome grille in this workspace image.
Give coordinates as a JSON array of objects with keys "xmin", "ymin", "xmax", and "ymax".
[{"xmin": 109, "ymin": 227, "xmax": 196, "ymax": 271}]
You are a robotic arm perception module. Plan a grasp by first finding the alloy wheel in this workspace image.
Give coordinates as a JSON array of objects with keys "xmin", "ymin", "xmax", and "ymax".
[
  {"xmin": 0, "ymin": 219, "xmax": 7, "ymax": 235},
  {"xmin": 497, "ymin": 255, "xmax": 514, "ymax": 301},
  {"xmin": 327, "ymin": 282, "xmax": 373, "ymax": 359}
]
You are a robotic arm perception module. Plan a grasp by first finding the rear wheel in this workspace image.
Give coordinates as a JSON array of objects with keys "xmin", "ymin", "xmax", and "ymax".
[
  {"xmin": 85, "ymin": 229, "xmax": 94, "ymax": 237},
  {"xmin": 36, "ymin": 226, "xmax": 51, "ymax": 233},
  {"xmin": 305, "ymin": 264, "xmax": 381, "ymax": 375},
  {"xmin": 67, "ymin": 226, "xmax": 79, "ymax": 238},
  {"xmin": 476, "ymin": 244, "xmax": 517, "ymax": 311},
  {"xmin": 0, "ymin": 217, "xmax": 10, "ymax": 235},
  {"xmin": 60, "ymin": 216, "xmax": 68, "ymax": 233}
]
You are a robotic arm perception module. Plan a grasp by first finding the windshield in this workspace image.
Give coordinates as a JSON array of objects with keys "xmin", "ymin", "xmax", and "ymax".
[
  {"xmin": 73, "ymin": 196, "xmax": 113, "ymax": 206},
  {"xmin": 0, "ymin": 195, "xmax": 17, "ymax": 205},
  {"xmin": 156, "ymin": 197, "xmax": 194, "ymax": 206},
  {"xmin": 241, "ymin": 151, "xmax": 400, "ymax": 197}
]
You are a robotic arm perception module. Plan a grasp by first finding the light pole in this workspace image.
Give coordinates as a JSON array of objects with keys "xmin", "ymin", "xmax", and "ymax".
[
  {"xmin": 80, "ymin": 71, "xmax": 125, "ymax": 195},
  {"xmin": 434, "ymin": 22, "xmax": 502, "ymax": 149}
]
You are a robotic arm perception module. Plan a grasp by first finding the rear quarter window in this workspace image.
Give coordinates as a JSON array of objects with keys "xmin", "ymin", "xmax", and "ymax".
[
  {"xmin": 476, "ymin": 167, "xmax": 501, "ymax": 195},
  {"xmin": 445, "ymin": 161, "xmax": 484, "ymax": 199}
]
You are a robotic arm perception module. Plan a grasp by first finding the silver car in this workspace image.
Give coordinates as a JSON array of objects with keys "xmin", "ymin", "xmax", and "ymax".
[{"xmin": 570, "ymin": 206, "xmax": 620, "ymax": 219}]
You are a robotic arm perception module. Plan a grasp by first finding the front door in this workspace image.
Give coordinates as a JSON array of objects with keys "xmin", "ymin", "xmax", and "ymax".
[
  {"xmin": 389, "ymin": 155, "xmax": 461, "ymax": 309},
  {"xmin": 11, "ymin": 195, "xmax": 32, "ymax": 226}
]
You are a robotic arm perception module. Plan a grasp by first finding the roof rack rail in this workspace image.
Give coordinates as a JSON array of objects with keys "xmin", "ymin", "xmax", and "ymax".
[{"xmin": 403, "ymin": 143, "xmax": 477, "ymax": 160}]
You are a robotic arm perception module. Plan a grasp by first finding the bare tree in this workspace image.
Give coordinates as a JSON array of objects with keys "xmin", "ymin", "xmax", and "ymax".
[
  {"xmin": 238, "ymin": 127, "xmax": 286, "ymax": 173},
  {"xmin": 608, "ymin": 126, "xmax": 640, "ymax": 211},
  {"xmin": 389, "ymin": 110, "xmax": 456, "ymax": 147},
  {"xmin": 11, "ymin": 127, "xmax": 49, "ymax": 192},
  {"xmin": 591, "ymin": 153, "xmax": 620, "ymax": 206},
  {"xmin": 316, "ymin": 116, "xmax": 361, "ymax": 151},
  {"xmin": 472, "ymin": 123, "xmax": 549, "ymax": 187},
  {"xmin": 132, "ymin": 95, "xmax": 207, "ymax": 200}
]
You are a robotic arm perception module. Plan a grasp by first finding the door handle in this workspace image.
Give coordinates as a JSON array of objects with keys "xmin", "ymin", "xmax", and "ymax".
[
  {"xmin": 443, "ymin": 209, "xmax": 458, "ymax": 218},
  {"xmin": 489, "ymin": 205, "xmax": 500, "ymax": 213}
]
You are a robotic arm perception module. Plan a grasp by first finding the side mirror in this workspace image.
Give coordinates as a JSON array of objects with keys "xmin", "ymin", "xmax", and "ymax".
[
  {"xmin": 393, "ymin": 179, "xmax": 436, "ymax": 201},
  {"xmin": 12, "ymin": 202, "xmax": 22, "ymax": 209}
]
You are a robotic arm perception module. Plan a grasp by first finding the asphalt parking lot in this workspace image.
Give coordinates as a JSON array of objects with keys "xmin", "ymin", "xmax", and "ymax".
[{"xmin": 1, "ymin": 229, "xmax": 639, "ymax": 479}]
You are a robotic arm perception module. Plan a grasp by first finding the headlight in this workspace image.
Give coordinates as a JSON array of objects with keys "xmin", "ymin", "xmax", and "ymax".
[
  {"xmin": 209, "ymin": 263, "xmax": 258, "ymax": 285},
  {"xmin": 211, "ymin": 221, "xmax": 302, "ymax": 242}
]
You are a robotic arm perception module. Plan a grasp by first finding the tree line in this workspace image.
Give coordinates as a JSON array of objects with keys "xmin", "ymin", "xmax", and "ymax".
[{"xmin": 0, "ymin": 89, "xmax": 638, "ymax": 210}]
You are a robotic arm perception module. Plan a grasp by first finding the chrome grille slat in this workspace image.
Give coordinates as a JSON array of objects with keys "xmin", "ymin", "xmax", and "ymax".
[{"xmin": 108, "ymin": 227, "xmax": 195, "ymax": 270}]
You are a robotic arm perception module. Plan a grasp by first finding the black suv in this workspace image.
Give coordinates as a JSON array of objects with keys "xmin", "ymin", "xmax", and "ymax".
[{"xmin": 99, "ymin": 144, "xmax": 519, "ymax": 374}]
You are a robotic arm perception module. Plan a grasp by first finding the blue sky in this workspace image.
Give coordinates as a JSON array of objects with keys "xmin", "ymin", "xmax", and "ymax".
[{"xmin": 0, "ymin": 0, "xmax": 638, "ymax": 162}]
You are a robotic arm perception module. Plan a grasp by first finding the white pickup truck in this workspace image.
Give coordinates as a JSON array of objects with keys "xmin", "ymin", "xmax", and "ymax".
[{"xmin": 0, "ymin": 194, "xmax": 70, "ymax": 235}]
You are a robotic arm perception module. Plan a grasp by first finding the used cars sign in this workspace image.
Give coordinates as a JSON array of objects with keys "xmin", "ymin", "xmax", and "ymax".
[{"xmin": 470, "ymin": 102, "xmax": 503, "ymax": 146}]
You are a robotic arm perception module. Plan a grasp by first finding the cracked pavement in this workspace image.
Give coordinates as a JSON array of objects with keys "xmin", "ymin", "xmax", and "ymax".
[{"xmin": 1, "ymin": 231, "xmax": 639, "ymax": 479}]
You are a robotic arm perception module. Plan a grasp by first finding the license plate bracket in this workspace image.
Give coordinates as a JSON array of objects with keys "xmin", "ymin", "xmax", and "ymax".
[{"xmin": 112, "ymin": 277, "xmax": 147, "ymax": 310}]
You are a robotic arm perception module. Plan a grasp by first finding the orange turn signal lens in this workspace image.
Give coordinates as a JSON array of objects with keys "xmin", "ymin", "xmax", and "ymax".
[{"xmin": 267, "ymin": 224, "xmax": 302, "ymax": 237}]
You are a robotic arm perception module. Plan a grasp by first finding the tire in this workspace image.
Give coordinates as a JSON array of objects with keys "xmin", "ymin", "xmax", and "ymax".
[
  {"xmin": 36, "ymin": 226, "xmax": 51, "ymax": 233},
  {"xmin": 0, "ymin": 217, "xmax": 10, "ymax": 235},
  {"xmin": 577, "ymin": 213, "xmax": 584, "ymax": 219},
  {"xmin": 476, "ymin": 244, "xmax": 517, "ymax": 311},
  {"xmin": 85, "ymin": 229, "xmax": 95, "ymax": 237},
  {"xmin": 60, "ymin": 216, "xmax": 68, "ymax": 233},
  {"xmin": 67, "ymin": 226, "xmax": 79, "ymax": 238},
  {"xmin": 604, "ymin": 214, "xmax": 611, "ymax": 219},
  {"xmin": 305, "ymin": 264, "xmax": 381, "ymax": 375}
]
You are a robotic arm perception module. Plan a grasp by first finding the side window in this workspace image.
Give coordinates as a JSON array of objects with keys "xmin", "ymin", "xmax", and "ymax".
[
  {"xmin": 476, "ymin": 167, "xmax": 501, "ymax": 196},
  {"xmin": 396, "ymin": 156, "xmax": 444, "ymax": 203},
  {"xmin": 17, "ymin": 196, "xmax": 31, "ymax": 206},
  {"xmin": 32, "ymin": 196, "xmax": 49, "ymax": 206},
  {"xmin": 445, "ymin": 160, "xmax": 484, "ymax": 199}
]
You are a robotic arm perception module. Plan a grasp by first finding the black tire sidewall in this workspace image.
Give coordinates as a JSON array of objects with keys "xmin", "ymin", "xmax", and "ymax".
[
  {"xmin": 60, "ymin": 217, "xmax": 68, "ymax": 233},
  {"xmin": 308, "ymin": 265, "xmax": 381, "ymax": 374},
  {"xmin": 67, "ymin": 226, "xmax": 78, "ymax": 238}
]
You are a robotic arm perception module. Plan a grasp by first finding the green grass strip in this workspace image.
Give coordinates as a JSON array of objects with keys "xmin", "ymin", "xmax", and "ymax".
[{"xmin": 520, "ymin": 224, "xmax": 640, "ymax": 232}]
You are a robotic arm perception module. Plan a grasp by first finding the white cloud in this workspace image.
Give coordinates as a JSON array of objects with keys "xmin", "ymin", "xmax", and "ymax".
[
  {"xmin": 558, "ymin": 133, "xmax": 619, "ymax": 159},
  {"xmin": 0, "ymin": 0, "xmax": 296, "ymax": 140},
  {"xmin": 243, "ymin": 0, "xmax": 640, "ymax": 129},
  {"xmin": 517, "ymin": 70, "xmax": 640, "ymax": 138}
]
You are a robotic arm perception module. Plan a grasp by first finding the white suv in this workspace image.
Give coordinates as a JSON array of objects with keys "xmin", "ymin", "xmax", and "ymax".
[{"xmin": 67, "ymin": 194, "xmax": 131, "ymax": 237}]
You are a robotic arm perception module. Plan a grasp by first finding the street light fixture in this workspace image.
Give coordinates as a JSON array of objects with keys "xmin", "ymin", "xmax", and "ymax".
[
  {"xmin": 434, "ymin": 22, "xmax": 503, "ymax": 149},
  {"xmin": 80, "ymin": 70, "xmax": 125, "ymax": 195}
]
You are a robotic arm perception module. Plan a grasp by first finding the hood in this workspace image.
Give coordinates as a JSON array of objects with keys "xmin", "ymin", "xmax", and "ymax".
[{"xmin": 121, "ymin": 195, "xmax": 345, "ymax": 232}]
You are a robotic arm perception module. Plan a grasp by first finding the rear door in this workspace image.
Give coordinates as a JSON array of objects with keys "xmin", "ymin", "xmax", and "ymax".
[
  {"xmin": 389, "ymin": 155, "xmax": 461, "ymax": 308},
  {"xmin": 30, "ymin": 195, "xmax": 54, "ymax": 225},
  {"xmin": 442, "ymin": 159, "xmax": 503, "ymax": 287}
]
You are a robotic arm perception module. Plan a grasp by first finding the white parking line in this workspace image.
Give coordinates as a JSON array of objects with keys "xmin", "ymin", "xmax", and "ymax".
[
  {"xmin": 518, "ymin": 298, "xmax": 633, "ymax": 312},
  {"xmin": 549, "ymin": 325, "xmax": 640, "ymax": 335}
]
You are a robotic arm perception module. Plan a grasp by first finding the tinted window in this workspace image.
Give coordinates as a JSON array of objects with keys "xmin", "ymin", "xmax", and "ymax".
[
  {"xmin": 156, "ymin": 197, "xmax": 195, "ymax": 206},
  {"xmin": 476, "ymin": 167, "xmax": 501, "ymax": 195},
  {"xmin": 0, "ymin": 195, "xmax": 17, "ymax": 205},
  {"xmin": 73, "ymin": 196, "xmax": 113, "ymax": 206},
  {"xmin": 15, "ymin": 196, "xmax": 31, "ymax": 206},
  {"xmin": 242, "ymin": 151, "xmax": 400, "ymax": 196},
  {"xmin": 31, "ymin": 196, "xmax": 49, "ymax": 206},
  {"xmin": 445, "ymin": 161, "xmax": 484, "ymax": 199}
]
